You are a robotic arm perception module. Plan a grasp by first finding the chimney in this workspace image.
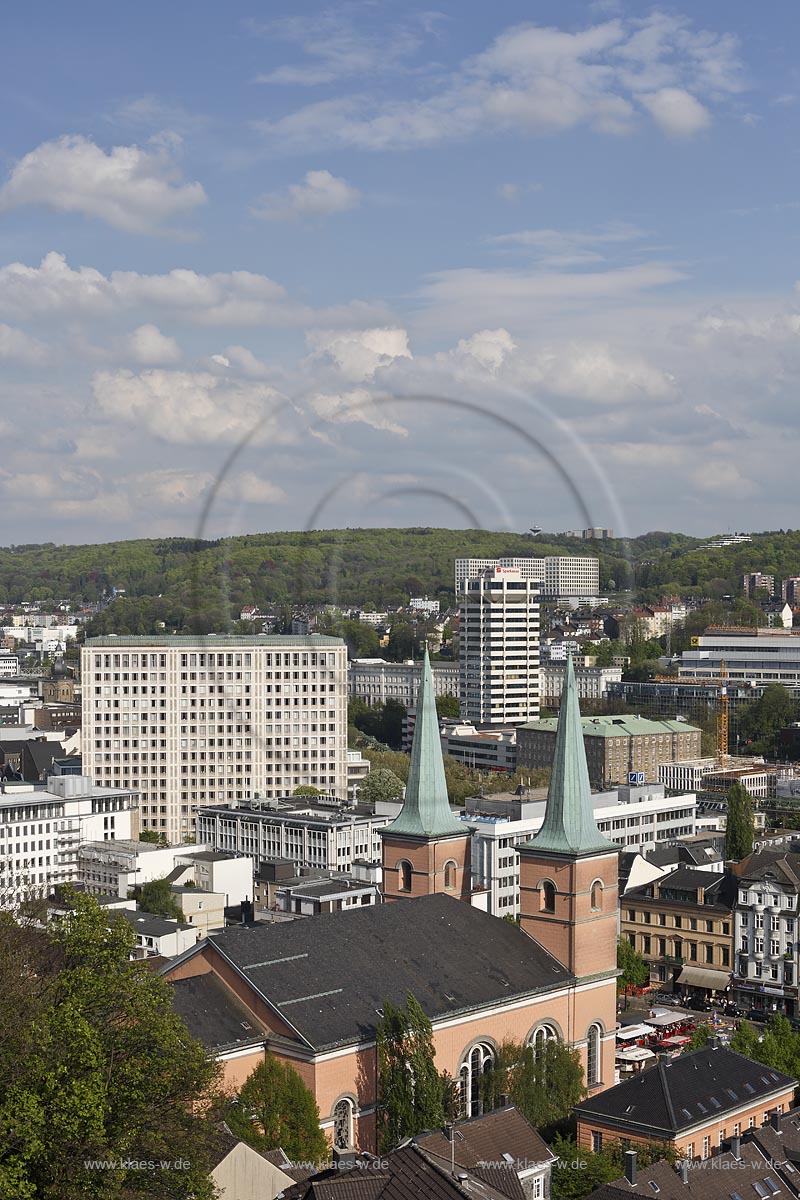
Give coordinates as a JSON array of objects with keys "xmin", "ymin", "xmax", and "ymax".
[
  {"xmin": 730, "ymin": 1136, "xmax": 741, "ymax": 1160},
  {"xmin": 771, "ymin": 1111, "xmax": 781, "ymax": 1131},
  {"xmin": 332, "ymin": 1148, "xmax": 357, "ymax": 1170},
  {"xmin": 624, "ymin": 1151, "xmax": 637, "ymax": 1186},
  {"xmin": 679, "ymin": 1161, "xmax": 690, "ymax": 1185}
]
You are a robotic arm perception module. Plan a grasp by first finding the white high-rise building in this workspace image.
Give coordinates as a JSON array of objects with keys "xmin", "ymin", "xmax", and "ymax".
[
  {"xmin": 459, "ymin": 567, "xmax": 540, "ymax": 726},
  {"xmin": 454, "ymin": 556, "xmax": 599, "ymax": 603},
  {"xmin": 81, "ymin": 636, "xmax": 349, "ymax": 843}
]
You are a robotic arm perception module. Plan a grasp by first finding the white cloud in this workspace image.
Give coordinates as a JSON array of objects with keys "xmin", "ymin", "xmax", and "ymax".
[
  {"xmin": 638, "ymin": 87, "xmax": 711, "ymax": 137},
  {"xmin": 257, "ymin": 11, "xmax": 743, "ymax": 149},
  {"xmin": 307, "ymin": 327, "xmax": 412, "ymax": 381},
  {"xmin": 126, "ymin": 323, "xmax": 181, "ymax": 365},
  {"xmin": 449, "ymin": 329, "xmax": 516, "ymax": 373},
  {"xmin": 92, "ymin": 368, "xmax": 284, "ymax": 445},
  {"xmin": 0, "ymin": 135, "xmax": 206, "ymax": 234},
  {"xmin": 252, "ymin": 170, "xmax": 361, "ymax": 221},
  {"xmin": 0, "ymin": 323, "xmax": 48, "ymax": 364},
  {"xmin": 491, "ymin": 222, "xmax": 646, "ymax": 266},
  {"xmin": 308, "ymin": 388, "xmax": 408, "ymax": 435}
]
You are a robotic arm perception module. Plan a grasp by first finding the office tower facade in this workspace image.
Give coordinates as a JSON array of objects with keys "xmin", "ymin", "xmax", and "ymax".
[
  {"xmin": 454, "ymin": 556, "xmax": 599, "ymax": 603},
  {"xmin": 459, "ymin": 567, "xmax": 540, "ymax": 726},
  {"xmin": 81, "ymin": 635, "xmax": 348, "ymax": 842}
]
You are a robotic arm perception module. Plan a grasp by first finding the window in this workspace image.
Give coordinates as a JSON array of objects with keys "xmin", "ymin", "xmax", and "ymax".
[
  {"xmin": 459, "ymin": 1043, "xmax": 494, "ymax": 1119},
  {"xmin": 591, "ymin": 881, "xmax": 603, "ymax": 911},
  {"xmin": 333, "ymin": 1098, "xmax": 353, "ymax": 1150},
  {"xmin": 686, "ymin": 1143, "xmax": 694, "ymax": 1161},
  {"xmin": 533, "ymin": 1176, "xmax": 543, "ymax": 1200},
  {"xmin": 531, "ymin": 1024, "xmax": 559, "ymax": 1060},
  {"xmin": 592, "ymin": 1131, "xmax": 603, "ymax": 1153},
  {"xmin": 398, "ymin": 860, "xmax": 412, "ymax": 892},
  {"xmin": 587, "ymin": 1024, "xmax": 602, "ymax": 1087},
  {"xmin": 541, "ymin": 881, "xmax": 556, "ymax": 913},
  {"xmin": 444, "ymin": 860, "xmax": 457, "ymax": 890}
]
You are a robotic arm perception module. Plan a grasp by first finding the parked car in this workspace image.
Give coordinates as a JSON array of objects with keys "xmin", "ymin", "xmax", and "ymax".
[
  {"xmin": 745, "ymin": 1008, "xmax": 768, "ymax": 1023},
  {"xmin": 652, "ymin": 992, "xmax": 681, "ymax": 1006}
]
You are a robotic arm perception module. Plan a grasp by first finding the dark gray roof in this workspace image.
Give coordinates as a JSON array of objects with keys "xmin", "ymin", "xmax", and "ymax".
[
  {"xmin": 586, "ymin": 1148, "xmax": 796, "ymax": 1200},
  {"xmin": 171, "ymin": 973, "xmax": 266, "ymax": 1052},
  {"xmin": 170, "ymin": 893, "xmax": 572, "ymax": 1052},
  {"xmin": 281, "ymin": 1144, "xmax": 516, "ymax": 1200},
  {"xmin": 738, "ymin": 850, "xmax": 800, "ymax": 890},
  {"xmin": 576, "ymin": 1045, "xmax": 795, "ymax": 1139},
  {"xmin": 119, "ymin": 910, "xmax": 193, "ymax": 938}
]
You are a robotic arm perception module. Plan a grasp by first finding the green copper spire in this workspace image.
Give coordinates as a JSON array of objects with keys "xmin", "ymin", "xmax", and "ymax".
[
  {"xmin": 526, "ymin": 652, "xmax": 616, "ymax": 857},
  {"xmin": 381, "ymin": 648, "xmax": 465, "ymax": 840}
]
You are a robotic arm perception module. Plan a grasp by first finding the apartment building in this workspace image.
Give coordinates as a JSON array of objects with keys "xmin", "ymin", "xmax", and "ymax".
[
  {"xmin": 454, "ymin": 556, "xmax": 599, "ymax": 601},
  {"xmin": 81, "ymin": 635, "xmax": 349, "ymax": 842},
  {"xmin": 196, "ymin": 797, "xmax": 389, "ymax": 873},
  {"xmin": 463, "ymin": 784, "xmax": 696, "ymax": 918},
  {"xmin": 518, "ymin": 715, "xmax": 702, "ymax": 788},
  {"xmin": 539, "ymin": 663, "xmax": 622, "ymax": 706},
  {"xmin": 439, "ymin": 722, "xmax": 518, "ymax": 772},
  {"xmin": 0, "ymin": 774, "xmax": 138, "ymax": 905},
  {"xmin": 742, "ymin": 573, "xmax": 775, "ymax": 599},
  {"xmin": 621, "ymin": 868, "xmax": 735, "ymax": 992},
  {"xmin": 459, "ymin": 567, "xmax": 540, "ymax": 726},
  {"xmin": 733, "ymin": 850, "xmax": 800, "ymax": 1017},
  {"xmin": 348, "ymin": 657, "xmax": 459, "ymax": 707}
]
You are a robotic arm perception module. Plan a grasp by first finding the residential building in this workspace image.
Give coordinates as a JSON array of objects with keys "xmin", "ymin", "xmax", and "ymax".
[
  {"xmin": 409, "ymin": 596, "xmax": 440, "ymax": 615},
  {"xmin": 348, "ymin": 657, "xmax": 459, "ymax": 707},
  {"xmin": 743, "ymin": 573, "xmax": 775, "ymax": 599},
  {"xmin": 702, "ymin": 533, "xmax": 752, "ymax": 548},
  {"xmin": 679, "ymin": 629, "xmax": 800, "ymax": 687},
  {"xmin": 733, "ymin": 850, "xmax": 800, "ymax": 1017},
  {"xmin": 0, "ymin": 657, "xmax": 19, "ymax": 678},
  {"xmin": 0, "ymin": 774, "xmax": 138, "ymax": 905},
  {"xmin": 346, "ymin": 747, "xmax": 370, "ymax": 800},
  {"xmin": 518, "ymin": 715, "xmax": 702, "ymax": 788},
  {"xmin": 463, "ymin": 784, "xmax": 696, "ymax": 918},
  {"xmin": 576, "ymin": 1044, "xmax": 795, "ymax": 1160},
  {"xmin": 540, "ymin": 663, "xmax": 622, "ymax": 706},
  {"xmin": 170, "ymin": 886, "xmax": 226, "ymax": 936},
  {"xmin": 621, "ymin": 868, "xmax": 735, "ymax": 993},
  {"xmin": 120, "ymin": 909, "xmax": 198, "ymax": 959},
  {"xmin": 81, "ymin": 635, "xmax": 349, "ymax": 842},
  {"xmin": 163, "ymin": 651, "xmax": 620, "ymax": 1152},
  {"xmin": 658, "ymin": 757, "xmax": 772, "ymax": 797},
  {"xmin": 459, "ymin": 567, "xmax": 540, "ymax": 726},
  {"xmin": 171, "ymin": 848, "xmax": 254, "ymax": 905},
  {"xmin": 196, "ymin": 798, "xmax": 389, "ymax": 874},
  {"xmin": 274, "ymin": 874, "xmax": 380, "ymax": 916},
  {"xmin": 562, "ymin": 528, "xmax": 614, "ymax": 540},
  {"xmin": 78, "ymin": 838, "xmax": 212, "ymax": 898},
  {"xmin": 454, "ymin": 556, "xmax": 599, "ymax": 602},
  {"xmin": 439, "ymin": 722, "xmax": 518, "ymax": 772},
  {"xmin": 783, "ymin": 578, "xmax": 800, "ymax": 606}
]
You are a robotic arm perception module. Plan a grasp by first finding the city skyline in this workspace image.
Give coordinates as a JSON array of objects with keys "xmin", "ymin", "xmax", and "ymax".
[{"xmin": 1, "ymin": 2, "xmax": 798, "ymax": 542}]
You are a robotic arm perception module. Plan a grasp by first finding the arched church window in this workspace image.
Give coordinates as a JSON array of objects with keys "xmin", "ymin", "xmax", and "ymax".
[
  {"xmin": 540, "ymin": 880, "xmax": 556, "ymax": 913},
  {"xmin": 444, "ymin": 860, "xmax": 457, "ymax": 890},
  {"xmin": 587, "ymin": 1024, "xmax": 602, "ymax": 1087},
  {"xmin": 333, "ymin": 1098, "xmax": 353, "ymax": 1150},
  {"xmin": 459, "ymin": 1043, "xmax": 494, "ymax": 1118},
  {"xmin": 591, "ymin": 880, "xmax": 603, "ymax": 911},
  {"xmin": 398, "ymin": 860, "xmax": 412, "ymax": 892}
]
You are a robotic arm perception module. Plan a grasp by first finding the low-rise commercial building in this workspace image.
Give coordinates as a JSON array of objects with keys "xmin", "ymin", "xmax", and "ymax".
[
  {"xmin": 439, "ymin": 722, "xmax": 518, "ymax": 772},
  {"xmin": 539, "ymin": 663, "xmax": 622, "ymax": 705},
  {"xmin": 518, "ymin": 715, "xmax": 702, "ymax": 788},
  {"xmin": 348, "ymin": 657, "xmax": 459, "ymax": 707}
]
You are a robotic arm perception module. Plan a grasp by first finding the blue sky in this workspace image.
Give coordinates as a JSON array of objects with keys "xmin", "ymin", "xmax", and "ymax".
[{"xmin": 0, "ymin": 1, "xmax": 798, "ymax": 543}]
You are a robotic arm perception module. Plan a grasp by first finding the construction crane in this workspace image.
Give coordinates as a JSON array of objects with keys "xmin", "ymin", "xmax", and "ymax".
[{"xmin": 717, "ymin": 659, "xmax": 729, "ymax": 766}]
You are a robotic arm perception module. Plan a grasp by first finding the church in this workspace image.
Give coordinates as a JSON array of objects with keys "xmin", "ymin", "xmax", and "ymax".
[{"xmin": 162, "ymin": 651, "xmax": 619, "ymax": 1153}]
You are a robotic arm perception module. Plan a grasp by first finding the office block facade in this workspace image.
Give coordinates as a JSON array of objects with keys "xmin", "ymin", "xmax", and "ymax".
[{"xmin": 459, "ymin": 567, "xmax": 540, "ymax": 726}]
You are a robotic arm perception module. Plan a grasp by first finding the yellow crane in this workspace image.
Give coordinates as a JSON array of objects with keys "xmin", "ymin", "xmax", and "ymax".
[{"xmin": 717, "ymin": 659, "xmax": 729, "ymax": 766}]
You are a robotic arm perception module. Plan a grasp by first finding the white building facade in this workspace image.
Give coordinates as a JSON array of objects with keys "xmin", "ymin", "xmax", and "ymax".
[
  {"xmin": 348, "ymin": 658, "xmax": 459, "ymax": 707},
  {"xmin": 454, "ymin": 556, "xmax": 599, "ymax": 603},
  {"xmin": 459, "ymin": 567, "xmax": 540, "ymax": 727},
  {"xmin": 679, "ymin": 630, "xmax": 800, "ymax": 686},
  {"xmin": 733, "ymin": 854, "xmax": 800, "ymax": 1016},
  {"xmin": 539, "ymin": 664, "xmax": 623, "ymax": 705},
  {"xmin": 81, "ymin": 635, "xmax": 349, "ymax": 843}
]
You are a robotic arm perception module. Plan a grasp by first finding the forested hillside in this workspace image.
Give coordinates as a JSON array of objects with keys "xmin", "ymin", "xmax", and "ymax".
[{"xmin": 1, "ymin": 527, "xmax": 799, "ymax": 636}]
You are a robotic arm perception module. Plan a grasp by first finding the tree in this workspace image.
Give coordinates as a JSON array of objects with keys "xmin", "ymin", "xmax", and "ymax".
[
  {"xmin": 617, "ymin": 937, "xmax": 650, "ymax": 992},
  {"xmin": 436, "ymin": 694, "xmax": 461, "ymax": 719},
  {"xmin": 357, "ymin": 768, "xmax": 405, "ymax": 805},
  {"xmin": 725, "ymin": 781, "xmax": 755, "ymax": 861},
  {"xmin": 681, "ymin": 1023, "xmax": 711, "ymax": 1054},
  {"xmin": 227, "ymin": 1055, "xmax": 328, "ymax": 1164},
  {"xmin": 376, "ymin": 992, "xmax": 445, "ymax": 1151},
  {"xmin": 731, "ymin": 1014, "xmax": 800, "ymax": 1078},
  {"xmin": 293, "ymin": 785, "xmax": 322, "ymax": 796},
  {"xmin": 739, "ymin": 684, "xmax": 799, "ymax": 756},
  {"xmin": 550, "ymin": 1134, "xmax": 676, "ymax": 1200},
  {"xmin": 138, "ymin": 877, "xmax": 183, "ymax": 920},
  {"xmin": 483, "ymin": 1039, "xmax": 586, "ymax": 1134},
  {"xmin": 0, "ymin": 891, "xmax": 220, "ymax": 1199},
  {"xmin": 138, "ymin": 828, "xmax": 167, "ymax": 845}
]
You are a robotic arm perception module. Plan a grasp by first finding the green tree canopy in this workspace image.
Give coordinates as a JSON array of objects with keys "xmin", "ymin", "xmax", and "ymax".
[
  {"xmin": 226, "ymin": 1055, "xmax": 328, "ymax": 1164},
  {"xmin": 482, "ymin": 1039, "xmax": 586, "ymax": 1134},
  {"xmin": 617, "ymin": 937, "xmax": 650, "ymax": 992},
  {"xmin": 138, "ymin": 877, "xmax": 183, "ymax": 920},
  {"xmin": 377, "ymin": 993, "xmax": 445, "ymax": 1151},
  {"xmin": 739, "ymin": 684, "xmax": 799, "ymax": 756},
  {"xmin": 550, "ymin": 1135, "xmax": 676, "ymax": 1200},
  {"xmin": 725, "ymin": 782, "xmax": 755, "ymax": 861},
  {"xmin": 0, "ymin": 891, "xmax": 220, "ymax": 1199},
  {"xmin": 357, "ymin": 768, "xmax": 405, "ymax": 805},
  {"xmin": 436, "ymin": 694, "xmax": 461, "ymax": 719},
  {"xmin": 731, "ymin": 1014, "xmax": 800, "ymax": 1078}
]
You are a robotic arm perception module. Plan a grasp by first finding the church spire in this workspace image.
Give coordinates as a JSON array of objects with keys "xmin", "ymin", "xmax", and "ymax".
[
  {"xmin": 526, "ymin": 651, "xmax": 615, "ymax": 857},
  {"xmin": 382, "ymin": 647, "xmax": 464, "ymax": 839}
]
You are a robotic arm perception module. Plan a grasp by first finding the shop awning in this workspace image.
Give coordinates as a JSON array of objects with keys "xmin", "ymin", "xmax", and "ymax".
[
  {"xmin": 616, "ymin": 1024, "xmax": 652, "ymax": 1041},
  {"xmin": 645, "ymin": 1010, "xmax": 692, "ymax": 1027},
  {"xmin": 676, "ymin": 966, "xmax": 732, "ymax": 992},
  {"xmin": 616, "ymin": 1047, "xmax": 655, "ymax": 1063}
]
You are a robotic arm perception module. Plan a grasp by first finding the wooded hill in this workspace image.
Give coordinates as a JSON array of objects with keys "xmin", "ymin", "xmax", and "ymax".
[{"xmin": 3, "ymin": 526, "xmax": 800, "ymax": 636}]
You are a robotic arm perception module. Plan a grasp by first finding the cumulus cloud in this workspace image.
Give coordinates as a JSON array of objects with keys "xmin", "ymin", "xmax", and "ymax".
[
  {"xmin": 0, "ymin": 135, "xmax": 206, "ymax": 234},
  {"xmin": 638, "ymin": 87, "xmax": 712, "ymax": 136},
  {"xmin": 92, "ymin": 368, "xmax": 284, "ymax": 445},
  {"xmin": 308, "ymin": 388, "xmax": 408, "ymax": 435},
  {"xmin": 125, "ymin": 323, "xmax": 181, "ymax": 365},
  {"xmin": 0, "ymin": 323, "xmax": 48, "ymax": 364},
  {"xmin": 307, "ymin": 327, "xmax": 412, "ymax": 380},
  {"xmin": 257, "ymin": 11, "xmax": 743, "ymax": 149},
  {"xmin": 448, "ymin": 329, "xmax": 516, "ymax": 373},
  {"xmin": 252, "ymin": 169, "xmax": 361, "ymax": 221}
]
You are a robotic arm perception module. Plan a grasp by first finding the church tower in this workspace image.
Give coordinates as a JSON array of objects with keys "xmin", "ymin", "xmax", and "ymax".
[
  {"xmin": 381, "ymin": 649, "xmax": 471, "ymax": 902},
  {"xmin": 518, "ymin": 651, "xmax": 619, "ymax": 980}
]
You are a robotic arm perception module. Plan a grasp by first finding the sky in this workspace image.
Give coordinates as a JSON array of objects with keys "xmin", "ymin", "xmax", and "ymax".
[{"xmin": 1, "ymin": 0, "xmax": 799, "ymax": 544}]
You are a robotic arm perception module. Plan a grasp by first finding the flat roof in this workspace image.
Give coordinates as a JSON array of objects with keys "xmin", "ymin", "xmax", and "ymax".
[{"xmin": 84, "ymin": 635, "xmax": 344, "ymax": 647}]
